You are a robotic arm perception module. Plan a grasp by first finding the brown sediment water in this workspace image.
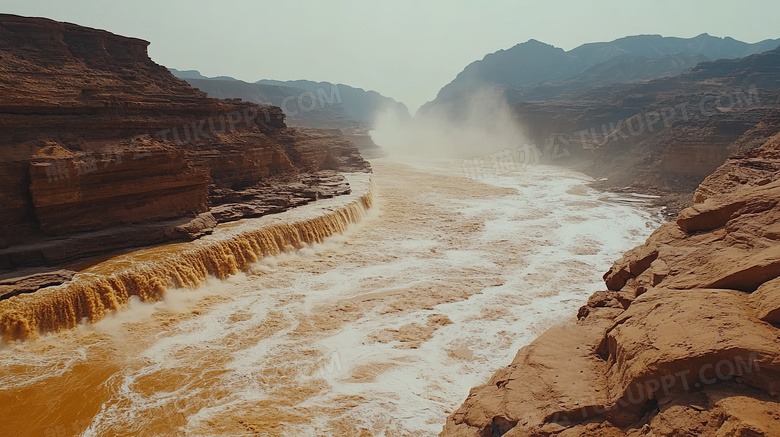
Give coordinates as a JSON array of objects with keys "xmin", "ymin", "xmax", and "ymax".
[
  {"xmin": 0, "ymin": 175, "xmax": 372, "ymax": 343},
  {"xmin": 0, "ymin": 160, "xmax": 661, "ymax": 436}
]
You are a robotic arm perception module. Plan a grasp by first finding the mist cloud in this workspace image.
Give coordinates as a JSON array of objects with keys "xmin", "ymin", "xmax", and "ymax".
[{"xmin": 369, "ymin": 87, "xmax": 528, "ymax": 160}]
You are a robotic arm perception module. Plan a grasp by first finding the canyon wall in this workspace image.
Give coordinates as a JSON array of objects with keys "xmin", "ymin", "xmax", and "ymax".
[
  {"xmin": 441, "ymin": 130, "xmax": 780, "ymax": 436},
  {"xmin": 511, "ymin": 48, "xmax": 780, "ymax": 195},
  {"xmin": 0, "ymin": 14, "xmax": 369, "ymax": 269}
]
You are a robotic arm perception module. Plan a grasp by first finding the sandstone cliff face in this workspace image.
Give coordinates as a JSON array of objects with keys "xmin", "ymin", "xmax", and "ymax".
[
  {"xmin": 28, "ymin": 143, "xmax": 210, "ymax": 235},
  {"xmin": 0, "ymin": 14, "xmax": 369, "ymax": 269},
  {"xmin": 442, "ymin": 134, "xmax": 780, "ymax": 436}
]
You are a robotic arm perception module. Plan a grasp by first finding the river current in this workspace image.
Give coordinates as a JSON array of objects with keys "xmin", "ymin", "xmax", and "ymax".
[{"xmin": 0, "ymin": 159, "xmax": 661, "ymax": 436}]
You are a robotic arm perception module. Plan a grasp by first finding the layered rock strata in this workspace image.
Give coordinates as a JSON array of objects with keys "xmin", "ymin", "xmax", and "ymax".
[{"xmin": 0, "ymin": 14, "xmax": 369, "ymax": 272}]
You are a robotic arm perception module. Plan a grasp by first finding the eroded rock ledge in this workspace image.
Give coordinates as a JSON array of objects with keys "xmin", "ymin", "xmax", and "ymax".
[
  {"xmin": 0, "ymin": 14, "xmax": 370, "ymax": 275},
  {"xmin": 441, "ymin": 133, "xmax": 780, "ymax": 436}
]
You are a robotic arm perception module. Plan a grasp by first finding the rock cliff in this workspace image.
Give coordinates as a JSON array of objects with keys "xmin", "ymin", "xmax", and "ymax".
[
  {"xmin": 507, "ymin": 48, "xmax": 780, "ymax": 220},
  {"xmin": 441, "ymin": 133, "xmax": 780, "ymax": 436},
  {"xmin": 0, "ymin": 14, "xmax": 369, "ymax": 271}
]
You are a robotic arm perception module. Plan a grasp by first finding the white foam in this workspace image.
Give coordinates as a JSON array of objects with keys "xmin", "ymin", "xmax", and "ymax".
[{"xmin": 1, "ymin": 160, "xmax": 663, "ymax": 436}]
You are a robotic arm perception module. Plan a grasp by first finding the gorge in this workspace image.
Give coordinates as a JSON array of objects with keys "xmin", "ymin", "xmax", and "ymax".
[{"xmin": 0, "ymin": 10, "xmax": 779, "ymax": 437}]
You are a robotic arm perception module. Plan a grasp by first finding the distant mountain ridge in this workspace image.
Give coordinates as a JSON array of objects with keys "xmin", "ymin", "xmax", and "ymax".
[
  {"xmin": 169, "ymin": 70, "xmax": 410, "ymax": 129},
  {"xmin": 256, "ymin": 79, "xmax": 410, "ymax": 125},
  {"xmin": 421, "ymin": 33, "xmax": 780, "ymax": 113},
  {"xmin": 168, "ymin": 69, "xmax": 208, "ymax": 80},
  {"xmin": 570, "ymin": 33, "xmax": 780, "ymax": 65},
  {"xmin": 169, "ymin": 68, "xmax": 238, "ymax": 81}
]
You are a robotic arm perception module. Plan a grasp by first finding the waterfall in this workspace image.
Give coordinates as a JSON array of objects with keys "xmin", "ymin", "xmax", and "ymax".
[{"xmin": 0, "ymin": 179, "xmax": 373, "ymax": 342}]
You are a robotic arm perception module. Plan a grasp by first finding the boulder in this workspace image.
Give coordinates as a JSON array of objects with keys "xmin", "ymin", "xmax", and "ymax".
[{"xmin": 749, "ymin": 277, "xmax": 780, "ymax": 324}]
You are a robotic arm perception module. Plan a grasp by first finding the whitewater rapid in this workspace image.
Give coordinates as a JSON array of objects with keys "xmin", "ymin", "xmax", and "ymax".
[{"xmin": 0, "ymin": 159, "xmax": 661, "ymax": 436}]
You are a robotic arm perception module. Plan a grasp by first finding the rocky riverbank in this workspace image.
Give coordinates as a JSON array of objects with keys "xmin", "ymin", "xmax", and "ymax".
[{"xmin": 441, "ymin": 133, "xmax": 780, "ymax": 435}]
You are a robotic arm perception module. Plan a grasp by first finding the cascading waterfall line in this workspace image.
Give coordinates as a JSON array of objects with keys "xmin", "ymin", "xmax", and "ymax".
[{"xmin": 0, "ymin": 183, "xmax": 374, "ymax": 342}]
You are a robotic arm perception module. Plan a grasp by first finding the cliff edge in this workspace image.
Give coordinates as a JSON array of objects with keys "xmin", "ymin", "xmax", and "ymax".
[
  {"xmin": 0, "ymin": 14, "xmax": 369, "ymax": 272},
  {"xmin": 442, "ymin": 132, "xmax": 780, "ymax": 435}
]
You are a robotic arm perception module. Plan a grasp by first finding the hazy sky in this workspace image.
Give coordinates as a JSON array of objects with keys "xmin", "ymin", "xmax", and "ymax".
[{"xmin": 3, "ymin": 0, "xmax": 780, "ymax": 112}]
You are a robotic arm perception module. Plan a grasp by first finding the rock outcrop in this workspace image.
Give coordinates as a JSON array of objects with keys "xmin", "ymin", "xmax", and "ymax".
[
  {"xmin": 0, "ymin": 270, "xmax": 75, "ymax": 301},
  {"xmin": 0, "ymin": 14, "xmax": 369, "ymax": 271},
  {"xmin": 208, "ymin": 170, "xmax": 353, "ymax": 223},
  {"xmin": 442, "ymin": 133, "xmax": 780, "ymax": 435}
]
